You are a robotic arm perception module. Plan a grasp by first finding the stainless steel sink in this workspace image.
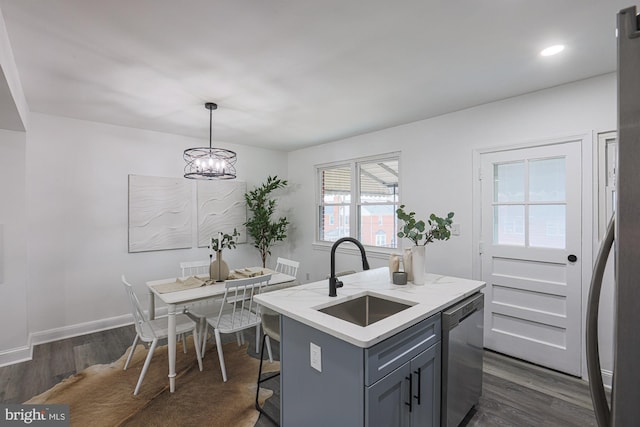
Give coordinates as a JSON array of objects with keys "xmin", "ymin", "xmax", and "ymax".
[{"xmin": 318, "ymin": 295, "xmax": 413, "ymax": 327}]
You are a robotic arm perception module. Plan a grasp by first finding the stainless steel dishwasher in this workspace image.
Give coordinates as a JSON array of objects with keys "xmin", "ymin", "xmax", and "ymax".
[{"xmin": 441, "ymin": 292, "xmax": 484, "ymax": 427}]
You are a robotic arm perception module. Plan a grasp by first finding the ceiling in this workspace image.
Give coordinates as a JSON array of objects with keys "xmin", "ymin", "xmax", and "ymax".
[{"xmin": 0, "ymin": 0, "xmax": 633, "ymax": 151}]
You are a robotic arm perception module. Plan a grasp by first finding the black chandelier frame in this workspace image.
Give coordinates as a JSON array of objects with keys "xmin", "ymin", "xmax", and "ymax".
[{"xmin": 184, "ymin": 102, "xmax": 237, "ymax": 180}]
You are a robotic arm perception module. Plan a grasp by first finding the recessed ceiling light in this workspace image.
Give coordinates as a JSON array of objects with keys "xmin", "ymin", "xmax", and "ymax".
[{"xmin": 540, "ymin": 45, "xmax": 565, "ymax": 57}]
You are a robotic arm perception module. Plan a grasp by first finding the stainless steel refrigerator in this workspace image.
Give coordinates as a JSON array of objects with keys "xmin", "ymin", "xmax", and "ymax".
[{"xmin": 587, "ymin": 5, "xmax": 640, "ymax": 427}]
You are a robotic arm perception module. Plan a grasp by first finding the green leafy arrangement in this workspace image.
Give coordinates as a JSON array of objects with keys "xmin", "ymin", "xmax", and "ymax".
[
  {"xmin": 396, "ymin": 205, "xmax": 455, "ymax": 246},
  {"xmin": 244, "ymin": 176, "xmax": 290, "ymax": 267},
  {"xmin": 210, "ymin": 228, "xmax": 240, "ymax": 252}
]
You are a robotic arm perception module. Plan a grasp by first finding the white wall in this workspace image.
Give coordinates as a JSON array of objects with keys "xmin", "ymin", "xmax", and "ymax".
[
  {"xmin": 0, "ymin": 129, "xmax": 28, "ymax": 360},
  {"xmin": 0, "ymin": 74, "xmax": 617, "ymax": 381},
  {"xmin": 0, "ymin": 112, "xmax": 288, "ymax": 364},
  {"xmin": 287, "ymin": 73, "xmax": 617, "ymax": 378},
  {"xmin": 0, "ymin": 7, "xmax": 28, "ymax": 131}
]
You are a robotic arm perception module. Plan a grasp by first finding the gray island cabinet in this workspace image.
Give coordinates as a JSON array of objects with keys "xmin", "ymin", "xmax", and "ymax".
[
  {"xmin": 281, "ymin": 313, "xmax": 441, "ymax": 427},
  {"xmin": 254, "ymin": 268, "xmax": 485, "ymax": 427}
]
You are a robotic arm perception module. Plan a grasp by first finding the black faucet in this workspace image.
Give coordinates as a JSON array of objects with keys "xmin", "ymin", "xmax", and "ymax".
[{"xmin": 329, "ymin": 237, "xmax": 370, "ymax": 297}]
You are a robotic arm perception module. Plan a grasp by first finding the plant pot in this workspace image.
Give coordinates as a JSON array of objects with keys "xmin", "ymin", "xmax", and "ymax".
[
  {"xmin": 210, "ymin": 251, "xmax": 230, "ymax": 282},
  {"xmin": 411, "ymin": 245, "xmax": 426, "ymax": 285}
]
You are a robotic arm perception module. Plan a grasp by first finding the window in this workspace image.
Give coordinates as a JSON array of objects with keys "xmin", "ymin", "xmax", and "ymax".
[
  {"xmin": 317, "ymin": 153, "xmax": 400, "ymax": 249},
  {"xmin": 492, "ymin": 157, "xmax": 567, "ymax": 249}
]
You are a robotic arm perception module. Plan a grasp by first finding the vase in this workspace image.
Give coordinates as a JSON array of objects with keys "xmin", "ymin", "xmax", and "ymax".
[
  {"xmin": 411, "ymin": 245, "xmax": 426, "ymax": 285},
  {"xmin": 210, "ymin": 250, "xmax": 230, "ymax": 282},
  {"xmin": 388, "ymin": 253, "xmax": 401, "ymax": 281},
  {"xmin": 403, "ymin": 248, "xmax": 413, "ymax": 282}
]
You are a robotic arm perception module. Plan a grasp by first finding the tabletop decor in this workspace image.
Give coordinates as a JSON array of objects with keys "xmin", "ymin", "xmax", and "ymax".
[
  {"xmin": 396, "ymin": 205, "xmax": 454, "ymax": 284},
  {"xmin": 209, "ymin": 228, "xmax": 240, "ymax": 281},
  {"xmin": 244, "ymin": 175, "xmax": 290, "ymax": 267}
]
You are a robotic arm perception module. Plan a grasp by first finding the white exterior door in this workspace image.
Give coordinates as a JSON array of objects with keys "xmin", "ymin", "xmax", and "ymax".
[{"xmin": 480, "ymin": 141, "xmax": 582, "ymax": 376}]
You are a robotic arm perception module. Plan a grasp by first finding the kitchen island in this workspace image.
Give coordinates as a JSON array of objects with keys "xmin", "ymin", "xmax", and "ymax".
[{"xmin": 255, "ymin": 267, "xmax": 485, "ymax": 427}]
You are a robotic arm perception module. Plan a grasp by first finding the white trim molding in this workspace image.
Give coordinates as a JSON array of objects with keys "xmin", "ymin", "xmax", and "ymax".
[{"xmin": 0, "ymin": 313, "xmax": 134, "ymax": 368}]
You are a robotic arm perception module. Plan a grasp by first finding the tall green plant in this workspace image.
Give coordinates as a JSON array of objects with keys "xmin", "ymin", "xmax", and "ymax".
[{"xmin": 244, "ymin": 176, "xmax": 290, "ymax": 267}]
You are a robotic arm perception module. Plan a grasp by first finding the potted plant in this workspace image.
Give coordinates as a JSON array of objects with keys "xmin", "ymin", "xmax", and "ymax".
[
  {"xmin": 209, "ymin": 228, "xmax": 240, "ymax": 281},
  {"xmin": 396, "ymin": 205, "xmax": 454, "ymax": 284},
  {"xmin": 244, "ymin": 176, "xmax": 290, "ymax": 268}
]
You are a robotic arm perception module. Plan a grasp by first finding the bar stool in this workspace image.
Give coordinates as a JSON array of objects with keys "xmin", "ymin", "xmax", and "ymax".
[{"xmin": 255, "ymin": 306, "xmax": 281, "ymax": 426}]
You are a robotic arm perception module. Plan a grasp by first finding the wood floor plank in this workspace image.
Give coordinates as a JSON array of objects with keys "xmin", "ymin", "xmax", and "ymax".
[
  {"xmin": 483, "ymin": 350, "xmax": 594, "ymax": 410},
  {"xmin": 0, "ymin": 326, "xmax": 600, "ymax": 427}
]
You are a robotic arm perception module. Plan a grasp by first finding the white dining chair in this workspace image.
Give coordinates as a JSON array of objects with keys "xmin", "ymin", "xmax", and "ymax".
[
  {"xmin": 178, "ymin": 260, "xmax": 225, "ymax": 355},
  {"xmin": 122, "ymin": 275, "xmax": 203, "ymax": 395},
  {"xmin": 179, "ymin": 260, "xmax": 210, "ymax": 277},
  {"xmin": 274, "ymin": 257, "xmax": 300, "ymax": 277},
  {"xmin": 205, "ymin": 274, "xmax": 271, "ymax": 382}
]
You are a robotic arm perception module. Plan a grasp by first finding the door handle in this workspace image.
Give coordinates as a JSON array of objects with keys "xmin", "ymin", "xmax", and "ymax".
[
  {"xmin": 405, "ymin": 375, "xmax": 413, "ymax": 413},
  {"xmin": 568, "ymin": 254, "xmax": 578, "ymax": 263},
  {"xmin": 413, "ymin": 368, "xmax": 421, "ymax": 405}
]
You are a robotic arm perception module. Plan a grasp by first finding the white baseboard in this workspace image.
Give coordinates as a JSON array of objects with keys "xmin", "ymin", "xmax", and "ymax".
[
  {"xmin": 0, "ymin": 313, "xmax": 135, "ymax": 367},
  {"xmin": 0, "ymin": 344, "xmax": 32, "ymax": 368},
  {"xmin": 29, "ymin": 313, "xmax": 134, "ymax": 347}
]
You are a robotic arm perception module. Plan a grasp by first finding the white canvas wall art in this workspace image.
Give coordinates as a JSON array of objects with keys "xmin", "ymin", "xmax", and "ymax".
[
  {"xmin": 128, "ymin": 175, "xmax": 192, "ymax": 252},
  {"xmin": 197, "ymin": 180, "xmax": 247, "ymax": 247}
]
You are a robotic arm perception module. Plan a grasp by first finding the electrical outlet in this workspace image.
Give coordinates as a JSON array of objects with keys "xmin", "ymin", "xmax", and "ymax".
[
  {"xmin": 451, "ymin": 223, "xmax": 461, "ymax": 236},
  {"xmin": 310, "ymin": 342, "xmax": 322, "ymax": 372}
]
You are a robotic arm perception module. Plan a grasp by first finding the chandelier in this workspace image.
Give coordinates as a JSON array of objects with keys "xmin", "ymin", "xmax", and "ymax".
[{"xmin": 184, "ymin": 102, "xmax": 237, "ymax": 180}]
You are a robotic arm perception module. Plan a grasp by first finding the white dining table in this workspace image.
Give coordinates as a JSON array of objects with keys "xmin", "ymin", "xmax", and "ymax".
[{"xmin": 146, "ymin": 269, "xmax": 297, "ymax": 392}]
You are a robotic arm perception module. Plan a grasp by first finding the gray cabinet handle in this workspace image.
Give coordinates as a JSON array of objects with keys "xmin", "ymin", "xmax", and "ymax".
[
  {"xmin": 405, "ymin": 375, "xmax": 413, "ymax": 413},
  {"xmin": 414, "ymin": 368, "xmax": 422, "ymax": 405}
]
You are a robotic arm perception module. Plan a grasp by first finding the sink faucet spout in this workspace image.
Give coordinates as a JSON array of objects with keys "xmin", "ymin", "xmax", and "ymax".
[{"xmin": 329, "ymin": 237, "xmax": 370, "ymax": 297}]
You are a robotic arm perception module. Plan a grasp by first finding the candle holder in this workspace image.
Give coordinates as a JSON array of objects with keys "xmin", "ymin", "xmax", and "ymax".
[{"xmin": 392, "ymin": 271, "xmax": 408, "ymax": 285}]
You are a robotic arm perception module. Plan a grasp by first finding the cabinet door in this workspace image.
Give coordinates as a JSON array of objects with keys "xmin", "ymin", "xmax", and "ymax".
[
  {"xmin": 410, "ymin": 342, "xmax": 441, "ymax": 427},
  {"xmin": 365, "ymin": 361, "xmax": 411, "ymax": 427}
]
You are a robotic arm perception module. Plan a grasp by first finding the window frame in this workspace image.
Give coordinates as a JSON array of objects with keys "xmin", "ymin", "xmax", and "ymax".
[{"xmin": 315, "ymin": 152, "xmax": 401, "ymax": 253}]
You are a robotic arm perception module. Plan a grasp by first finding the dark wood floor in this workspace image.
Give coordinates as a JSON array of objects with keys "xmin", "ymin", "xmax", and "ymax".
[{"xmin": 0, "ymin": 325, "xmax": 600, "ymax": 427}]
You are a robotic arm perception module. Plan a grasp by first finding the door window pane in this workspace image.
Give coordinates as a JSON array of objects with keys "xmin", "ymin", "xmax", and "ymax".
[
  {"xmin": 493, "ymin": 205, "xmax": 525, "ymax": 246},
  {"xmin": 529, "ymin": 158, "xmax": 565, "ymax": 202},
  {"xmin": 529, "ymin": 205, "xmax": 566, "ymax": 249},
  {"xmin": 494, "ymin": 162, "xmax": 525, "ymax": 202}
]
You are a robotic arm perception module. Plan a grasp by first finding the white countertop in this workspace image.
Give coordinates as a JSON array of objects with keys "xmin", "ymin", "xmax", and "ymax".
[{"xmin": 255, "ymin": 267, "xmax": 485, "ymax": 348}]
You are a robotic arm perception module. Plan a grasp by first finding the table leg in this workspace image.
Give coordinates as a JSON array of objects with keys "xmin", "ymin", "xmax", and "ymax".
[
  {"xmin": 168, "ymin": 303, "xmax": 177, "ymax": 392},
  {"xmin": 148, "ymin": 290, "xmax": 156, "ymax": 320}
]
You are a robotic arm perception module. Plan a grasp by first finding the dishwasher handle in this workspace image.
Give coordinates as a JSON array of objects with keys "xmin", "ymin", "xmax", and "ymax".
[{"xmin": 443, "ymin": 293, "xmax": 484, "ymax": 330}]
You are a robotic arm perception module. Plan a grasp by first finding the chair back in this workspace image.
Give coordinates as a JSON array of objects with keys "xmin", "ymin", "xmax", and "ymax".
[
  {"xmin": 122, "ymin": 275, "xmax": 155, "ymax": 340},
  {"xmin": 179, "ymin": 260, "xmax": 210, "ymax": 277},
  {"xmin": 216, "ymin": 274, "xmax": 272, "ymax": 332},
  {"xmin": 275, "ymin": 257, "xmax": 300, "ymax": 278}
]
